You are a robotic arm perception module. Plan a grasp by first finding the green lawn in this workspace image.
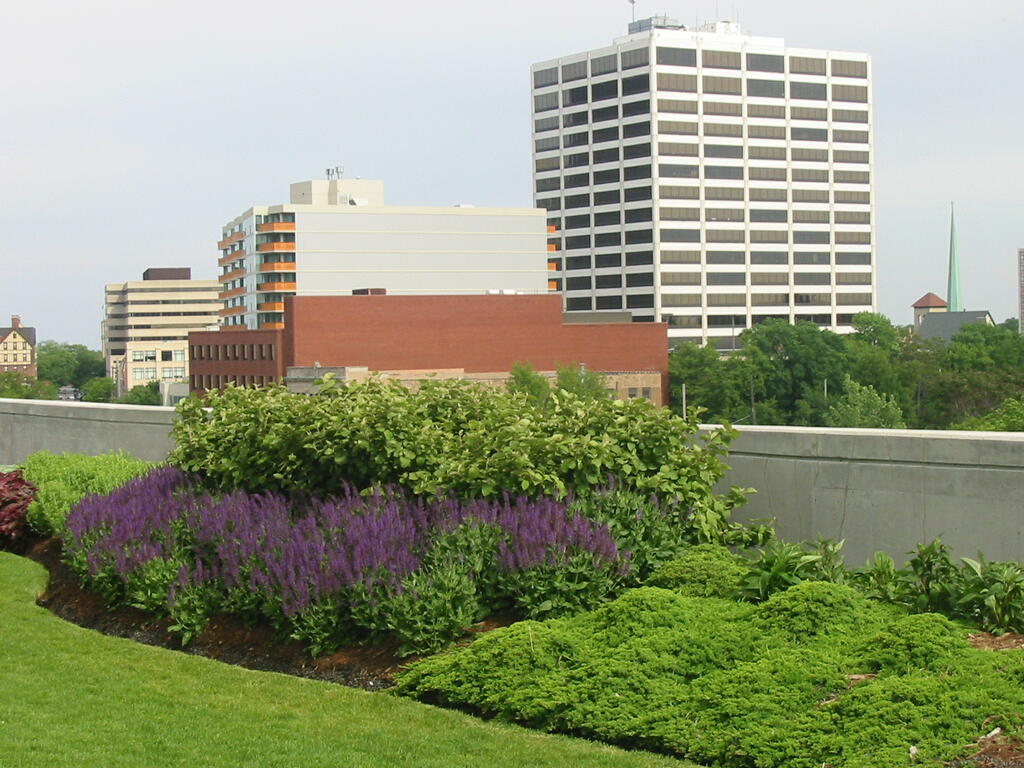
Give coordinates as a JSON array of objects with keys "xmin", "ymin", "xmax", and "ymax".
[{"xmin": 0, "ymin": 553, "xmax": 687, "ymax": 768}]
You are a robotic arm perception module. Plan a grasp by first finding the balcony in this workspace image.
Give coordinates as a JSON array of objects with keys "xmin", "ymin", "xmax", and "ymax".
[
  {"xmin": 218, "ymin": 248, "xmax": 246, "ymax": 267},
  {"xmin": 256, "ymin": 281, "xmax": 296, "ymax": 293},
  {"xmin": 218, "ymin": 267, "xmax": 246, "ymax": 283},
  {"xmin": 257, "ymin": 301, "xmax": 285, "ymax": 312},
  {"xmin": 256, "ymin": 242, "xmax": 295, "ymax": 253},
  {"xmin": 257, "ymin": 221, "xmax": 296, "ymax": 233},
  {"xmin": 258, "ymin": 321, "xmax": 285, "ymax": 330},
  {"xmin": 258, "ymin": 261, "xmax": 295, "ymax": 273},
  {"xmin": 218, "ymin": 305, "xmax": 245, "ymax": 316},
  {"xmin": 217, "ymin": 231, "xmax": 245, "ymax": 250},
  {"xmin": 218, "ymin": 287, "xmax": 245, "ymax": 300}
]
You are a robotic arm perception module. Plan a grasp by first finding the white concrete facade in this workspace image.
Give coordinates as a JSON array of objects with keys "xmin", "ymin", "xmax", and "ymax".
[
  {"xmin": 218, "ymin": 180, "xmax": 551, "ymax": 331},
  {"xmin": 101, "ymin": 274, "xmax": 220, "ymax": 394},
  {"xmin": 532, "ymin": 18, "xmax": 875, "ymax": 348}
]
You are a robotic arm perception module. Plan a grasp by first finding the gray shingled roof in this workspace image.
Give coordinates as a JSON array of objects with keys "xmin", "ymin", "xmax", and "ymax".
[
  {"xmin": 917, "ymin": 311, "xmax": 993, "ymax": 342},
  {"xmin": 0, "ymin": 325, "xmax": 37, "ymax": 346}
]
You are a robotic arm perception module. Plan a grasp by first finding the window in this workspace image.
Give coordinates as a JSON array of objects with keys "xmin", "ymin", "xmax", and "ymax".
[
  {"xmin": 792, "ymin": 106, "xmax": 827, "ymax": 121},
  {"xmin": 749, "ymin": 167, "xmax": 787, "ymax": 181},
  {"xmin": 593, "ymin": 126, "xmax": 619, "ymax": 142},
  {"xmin": 833, "ymin": 84, "xmax": 868, "ymax": 103},
  {"xmin": 704, "ymin": 122, "xmax": 743, "ymax": 137},
  {"xmin": 592, "ymin": 105, "xmax": 619, "ymax": 122},
  {"xmin": 563, "ymin": 110, "xmax": 588, "ymax": 127},
  {"xmin": 566, "ymin": 276, "xmax": 592, "ymax": 290},
  {"xmin": 834, "ymin": 190, "xmax": 871, "ymax": 204},
  {"xmin": 660, "ymin": 207, "xmax": 699, "ymax": 221},
  {"xmin": 622, "ymin": 99, "xmax": 650, "ymax": 116},
  {"xmin": 591, "ymin": 80, "xmax": 618, "ymax": 101},
  {"xmin": 832, "ymin": 59, "xmax": 868, "ymax": 78},
  {"xmin": 792, "ymin": 127, "xmax": 828, "ymax": 142},
  {"xmin": 702, "ymin": 50, "xmax": 741, "ymax": 69},
  {"xmin": 626, "ymin": 294, "xmax": 655, "ymax": 309},
  {"xmin": 623, "ymin": 142, "xmax": 651, "ymax": 159},
  {"xmin": 706, "ymin": 166, "xmax": 744, "ymax": 180},
  {"xmin": 565, "ymin": 235, "xmax": 591, "ymax": 250},
  {"xmin": 565, "ymin": 214, "xmax": 591, "ymax": 229},
  {"xmin": 837, "ymin": 252, "xmax": 872, "ymax": 265},
  {"xmin": 833, "ymin": 109, "xmax": 869, "ymax": 123},
  {"xmin": 836, "ymin": 231, "xmax": 872, "ymax": 244},
  {"xmin": 624, "ymin": 164, "xmax": 652, "ymax": 180},
  {"xmin": 708, "ymin": 294, "xmax": 746, "ymax": 306},
  {"xmin": 593, "ymin": 168, "xmax": 619, "ymax": 185},
  {"xmin": 593, "ymin": 147, "xmax": 619, "ymax": 164},
  {"xmin": 564, "ymin": 173, "xmax": 589, "ymax": 188},
  {"xmin": 566, "ymin": 296, "xmax": 593, "ymax": 310},
  {"xmin": 748, "ymin": 125, "xmax": 786, "ymax": 139},
  {"xmin": 837, "ymin": 293, "xmax": 873, "ymax": 305},
  {"xmin": 707, "ymin": 273, "xmax": 745, "ymax": 285},
  {"xmin": 834, "ymin": 129, "xmax": 869, "ymax": 143},
  {"xmin": 705, "ymin": 144, "xmax": 743, "ymax": 158},
  {"xmin": 534, "ymin": 67, "xmax": 558, "ymax": 87},
  {"xmin": 751, "ymin": 209, "xmax": 787, "ymax": 222},
  {"xmin": 794, "ymin": 273, "xmax": 831, "ymax": 286},
  {"xmin": 657, "ymin": 73, "xmax": 697, "ymax": 92},
  {"xmin": 794, "ymin": 293, "xmax": 831, "ymax": 305},
  {"xmin": 794, "ymin": 210, "xmax": 830, "ymax": 223},
  {"xmin": 747, "ymin": 79, "xmax": 785, "ymax": 98},
  {"xmin": 624, "ymin": 208, "xmax": 652, "ymax": 222},
  {"xmin": 535, "ymin": 157, "xmax": 559, "ymax": 172},
  {"xmin": 751, "ymin": 230, "xmax": 789, "ymax": 243},
  {"xmin": 752, "ymin": 272, "xmax": 788, "ymax": 284},
  {"xmin": 626, "ymin": 251, "xmax": 654, "ymax": 265},
  {"xmin": 658, "ymin": 120, "xmax": 697, "ymax": 135},
  {"xmin": 705, "ymin": 186, "xmax": 744, "ymax": 200},
  {"xmin": 621, "ymin": 47, "xmax": 649, "ymax": 69},
  {"xmin": 835, "ymin": 211, "xmax": 871, "ymax": 225},
  {"xmin": 564, "ymin": 193, "xmax": 590, "ymax": 208},
  {"xmin": 794, "ymin": 231, "xmax": 831, "ymax": 244},
  {"xmin": 749, "ymin": 146, "xmax": 786, "ymax": 160},
  {"xmin": 659, "ymin": 142, "xmax": 697, "ymax": 156},
  {"xmin": 837, "ymin": 272, "xmax": 871, "ymax": 284},
  {"xmin": 659, "ymin": 163, "xmax": 698, "ymax": 178},
  {"xmin": 594, "ymin": 189, "xmax": 620, "ymax": 205},
  {"xmin": 596, "ymin": 296, "xmax": 623, "ymax": 309},
  {"xmin": 661, "ymin": 251, "xmax": 700, "ymax": 264},
  {"xmin": 563, "ymin": 85, "xmax": 587, "ymax": 107},
  {"xmin": 834, "ymin": 150, "xmax": 869, "ymax": 164},
  {"xmin": 794, "ymin": 252, "xmax": 830, "ymax": 265},
  {"xmin": 566, "ymin": 255, "xmax": 592, "ymax": 270},
  {"xmin": 595, "ymin": 232, "xmax": 622, "ymax": 247},
  {"xmin": 706, "ymin": 229, "xmax": 744, "ymax": 243},
  {"xmin": 751, "ymin": 251, "xmax": 788, "ymax": 264},
  {"xmin": 792, "ymin": 168, "xmax": 829, "ymax": 182},
  {"xmin": 748, "ymin": 104, "xmax": 785, "ymax": 118},
  {"xmin": 596, "ymin": 253, "xmax": 621, "ymax": 267},
  {"xmin": 626, "ymin": 229, "xmax": 654, "ymax": 243},
  {"xmin": 752, "ymin": 293, "xmax": 789, "ymax": 306},
  {"xmin": 133, "ymin": 367, "xmax": 156, "ymax": 380},
  {"xmin": 536, "ymin": 177, "xmax": 559, "ymax": 192},
  {"xmin": 660, "ymin": 229, "xmax": 699, "ymax": 242},
  {"xmin": 534, "ymin": 115, "xmax": 559, "ymax": 132},
  {"xmin": 707, "ymin": 251, "xmax": 744, "ymax": 264},
  {"xmin": 792, "ymin": 147, "xmax": 828, "ymax": 161},
  {"xmin": 746, "ymin": 53, "xmax": 784, "ymax": 72},
  {"xmin": 564, "ymin": 152, "xmax": 588, "ymax": 168},
  {"xmin": 626, "ymin": 272, "xmax": 654, "ymax": 287},
  {"xmin": 534, "ymin": 92, "xmax": 558, "ymax": 112},
  {"xmin": 622, "ymin": 74, "xmax": 649, "ymax": 95},
  {"xmin": 703, "ymin": 100, "xmax": 742, "ymax": 116},
  {"xmin": 595, "ymin": 274, "xmax": 622, "ymax": 288},
  {"xmin": 702, "ymin": 75, "xmax": 741, "ymax": 95},
  {"xmin": 706, "ymin": 208, "xmax": 744, "ymax": 222},
  {"xmin": 591, "ymin": 53, "xmax": 617, "ymax": 75},
  {"xmin": 623, "ymin": 122, "xmax": 651, "ymax": 138},
  {"xmin": 750, "ymin": 187, "xmax": 787, "ymax": 201},
  {"xmin": 662, "ymin": 292, "xmax": 701, "ymax": 304},
  {"xmin": 660, "ymin": 185, "xmax": 699, "ymax": 199},
  {"xmin": 794, "ymin": 189, "xmax": 830, "ymax": 202},
  {"xmin": 834, "ymin": 170, "xmax": 870, "ymax": 183},
  {"xmin": 657, "ymin": 47, "xmax": 696, "ymax": 67},
  {"xmin": 659, "ymin": 98, "xmax": 697, "ymax": 113},
  {"xmin": 789, "ymin": 56, "xmax": 826, "ymax": 75},
  {"xmin": 790, "ymin": 81, "xmax": 827, "ymax": 100}
]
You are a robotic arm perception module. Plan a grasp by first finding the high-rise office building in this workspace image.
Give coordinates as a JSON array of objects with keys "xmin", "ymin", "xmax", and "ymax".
[
  {"xmin": 102, "ymin": 268, "xmax": 220, "ymax": 394},
  {"xmin": 1018, "ymin": 248, "xmax": 1023, "ymax": 334},
  {"xmin": 531, "ymin": 17, "xmax": 875, "ymax": 348},
  {"xmin": 218, "ymin": 179, "xmax": 550, "ymax": 331}
]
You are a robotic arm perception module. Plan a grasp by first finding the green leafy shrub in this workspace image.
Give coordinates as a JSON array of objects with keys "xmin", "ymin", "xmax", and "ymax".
[
  {"xmin": 904, "ymin": 537, "xmax": 960, "ymax": 614},
  {"xmin": 21, "ymin": 451, "xmax": 154, "ymax": 537},
  {"xmin": 850, "ymin": 550, "xmax": 903, "ymax": 601},
  {"xmin": 958, "ymin": 556, "xmax": 1024, "ymax": 634},
  {"xmin": 754, "ymin": 581, "xmax": 867, "ymax": 641},
  {"xmin": 858, "ymin": 613, "xmax": 967, "ymax": 671},
  {"xmin": 646, "ymin": 544, "xmax": 746, "ymax": 598}
]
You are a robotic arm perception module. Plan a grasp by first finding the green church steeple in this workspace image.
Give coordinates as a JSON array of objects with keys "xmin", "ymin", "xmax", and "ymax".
[{"xmin": 947, "ymin": 202, "xmax": 963, "ymax": 312}]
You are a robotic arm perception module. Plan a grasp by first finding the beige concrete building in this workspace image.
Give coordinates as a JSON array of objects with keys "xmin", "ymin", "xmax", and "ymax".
[
  {"xmin": 218, "ymin": 178, "xmax": 552, "ymax": 330},
  {"xmin": 102, "ymin": 268, "xmax": 220, "ymax": 394}
]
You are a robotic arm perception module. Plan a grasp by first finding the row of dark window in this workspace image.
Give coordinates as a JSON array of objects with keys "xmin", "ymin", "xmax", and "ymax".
[
  {"xmin": 553, "ymin": 251, "xmax": 871, "ymax": 270},
  {"xmin": 554, "ymin": 210, "xmax": 869, "ymax": 229},
  {"xmin": 557, "ymin": 229, "xmax": 870, "ymax": 250},
  {"xmin": 669, "ymin": 313, "xmax": 859, "ymax": 334},
  {"xmin": 538, "ymin": 188, "xmax": 869, "ymax": 210},
  {"xmin": 536, "ymin": 165, "xmax": 869, "ymax": 193},
  {"xmin": 537, "ymin": 142, "xmax": 869, "ymax": 168},
  {"xmin": 534, "ymin": 50, "xmax": 867, "ymax": 88},
  {"xmin": 534, "ymin": 103, "xmax": 868, "ymax": 131},
  {"xmin": 537, "ymin": 126, "xmax": 854, "ymax": 153}
]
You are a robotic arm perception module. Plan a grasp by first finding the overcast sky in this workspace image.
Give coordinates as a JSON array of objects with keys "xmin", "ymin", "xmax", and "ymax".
[{"xmin": 2, "ymin": 0, "xmax": 1022, "ymax": 346}]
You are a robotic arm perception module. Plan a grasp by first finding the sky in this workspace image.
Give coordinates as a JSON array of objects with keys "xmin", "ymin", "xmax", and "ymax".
[{"xmin": 2, "ymin": 0, "xmax": 1022, "ymax": 347}]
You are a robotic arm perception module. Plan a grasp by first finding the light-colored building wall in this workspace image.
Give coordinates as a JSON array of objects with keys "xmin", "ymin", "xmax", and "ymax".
[
  {"xmin": 102, "ymin": 275, "xmax": 220, "ymax": 394},
  {"xmin": 532, "ymin": 18, "xmax": 874, "ymax": 349},
  {"xmin": 218, "ymin": 180, "xmax": 551, "ymax": 331}
]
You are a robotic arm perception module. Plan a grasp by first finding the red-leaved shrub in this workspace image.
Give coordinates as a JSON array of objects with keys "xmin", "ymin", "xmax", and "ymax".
[{"xmin": 0, "ymin": 470, "xmax": 36, "ymax": 548}]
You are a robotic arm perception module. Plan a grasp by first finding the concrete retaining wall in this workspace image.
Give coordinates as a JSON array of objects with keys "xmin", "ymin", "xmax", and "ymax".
[
  {"xmin": 711, "ymin": 425, "xmax": 1024, "ymax": 564},
  {"xmin": 0, "ymin": 398, "xmax": 175, "ymax": 464},
  {"xmin": 1, "ymin": 399, "xmax": 1020, "ymax": 563}
]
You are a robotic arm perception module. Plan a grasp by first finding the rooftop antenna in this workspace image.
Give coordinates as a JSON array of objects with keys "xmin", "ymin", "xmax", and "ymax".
[
  {"xmin": 325, "ymin": 165, "xmax": 345, "ymax": 180},
  {"xmin": 628, "ymin": 0, "xmax": 636, "ymax": 23}
]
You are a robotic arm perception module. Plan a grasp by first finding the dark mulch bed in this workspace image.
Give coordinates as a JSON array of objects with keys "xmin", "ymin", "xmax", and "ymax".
[{"xmin": 24, "ymin": 537, "xmax": 410, "ymax": 690}]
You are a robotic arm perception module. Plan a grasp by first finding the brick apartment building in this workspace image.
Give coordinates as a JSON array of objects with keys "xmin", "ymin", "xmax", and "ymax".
[
  {"xmin": 0, "ymin": 315, "xmax": 37, "ymax": 377},
  {"xmin": 188, "ymin": 293, "xmax": 669, "ymax": 403}
]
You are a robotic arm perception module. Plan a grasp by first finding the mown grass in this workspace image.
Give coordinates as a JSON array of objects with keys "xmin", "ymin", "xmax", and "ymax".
[{"xmin": 0, "ymin": 553, "xmax": 689, "ymax": 768}]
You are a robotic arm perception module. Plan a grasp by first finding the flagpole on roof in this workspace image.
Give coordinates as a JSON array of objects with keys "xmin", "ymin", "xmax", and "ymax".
[{"xmin": 947, "ymin": 201, "xmax": 962, "ymax": 312}]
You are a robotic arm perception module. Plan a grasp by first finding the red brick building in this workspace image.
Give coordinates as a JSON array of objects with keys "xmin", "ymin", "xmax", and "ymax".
[{"xmin": 190, "ymin": 294, "xmax": 668, "ymax": 403}]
